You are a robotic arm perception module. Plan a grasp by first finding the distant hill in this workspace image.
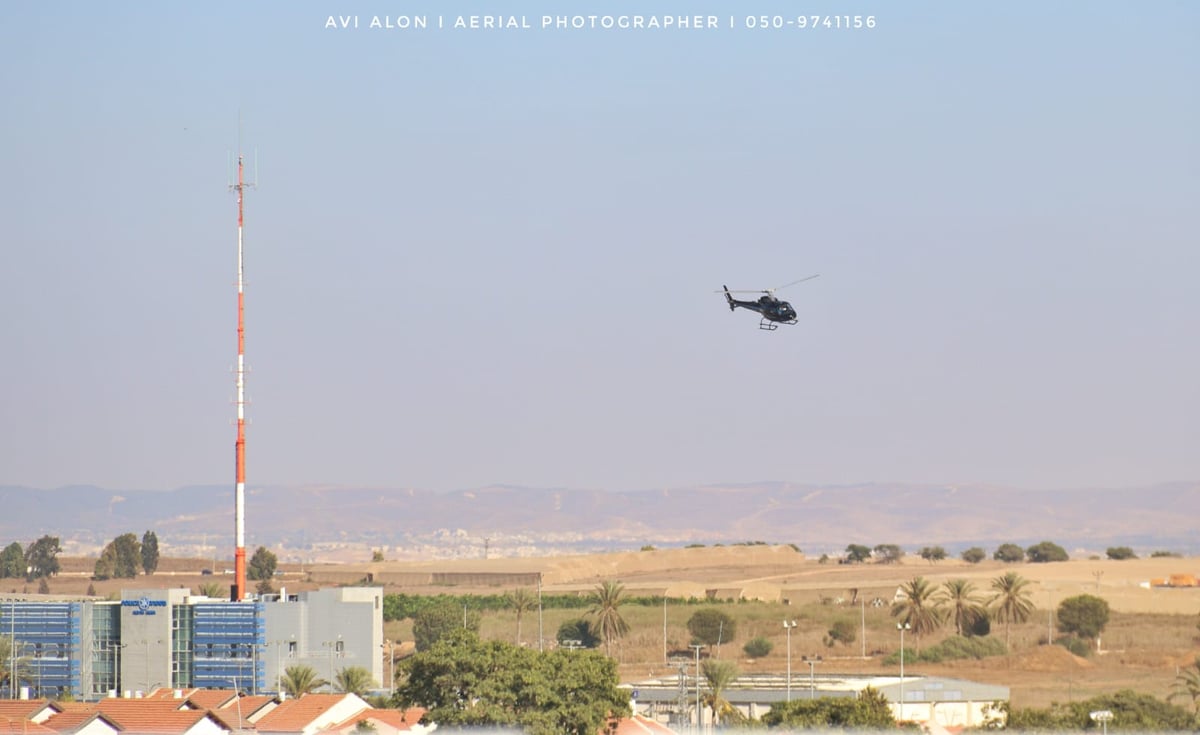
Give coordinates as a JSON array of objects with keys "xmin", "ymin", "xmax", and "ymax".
[{"xmin": 1, "ymin": 481, "xmax": 1196, "ymax": 560}]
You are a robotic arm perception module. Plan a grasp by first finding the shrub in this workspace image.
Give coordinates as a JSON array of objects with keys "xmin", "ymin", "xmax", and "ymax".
[
  {"xmin": 743, "ymin": 636, "xmax": 773, "ymax": 658},
  {"xmin": 882, "ymin": 635, "xmax": 1005, "ymax": 664},
  {"xmin": 960, "ymin": 547, "xmax": 986, "ymax": 564},
  {"xmin": 1056, "ymin": 636, "xmax": 1092, "ymax": 657},
  {"xmin": 824, "ymin": 619, "xmax": 856, "ymax": 647},
  {"xmin": 993, "ymin": 543, "xmax": 1025, "ymax": 563},
  {"xmin": 1025, "ymin": 541, "xmax": 1069, "ymax": 563}
]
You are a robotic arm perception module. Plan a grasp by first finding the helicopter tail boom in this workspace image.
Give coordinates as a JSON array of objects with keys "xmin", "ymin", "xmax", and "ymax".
[{"xmin": 723, "ymin": 285, "xmax": 736, "ymax": 311}]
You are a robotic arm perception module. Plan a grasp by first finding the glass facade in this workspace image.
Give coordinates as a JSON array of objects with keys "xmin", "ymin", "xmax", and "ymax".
[
  {"xmin": 1, "ymin": 601, "xmax": 83, "ymax": 699},
  {"xmin": 190, "ymin": 602, "xmax": 266, "ymax": 693}
]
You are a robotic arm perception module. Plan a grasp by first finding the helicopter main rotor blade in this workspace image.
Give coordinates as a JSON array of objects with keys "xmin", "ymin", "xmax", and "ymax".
[
  {"xmin": 718, "ymin": 289, "xmax": 771, "ymax": 294},
  {"xmin": 769, "ymin": 274, "xmax": 820, "ymax": 293}
]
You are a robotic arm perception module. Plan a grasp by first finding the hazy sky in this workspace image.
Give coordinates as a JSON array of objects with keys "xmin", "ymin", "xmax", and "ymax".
[{"xmin": 2, "ymin": 2, "xmax": 1196, "ymax": 494}]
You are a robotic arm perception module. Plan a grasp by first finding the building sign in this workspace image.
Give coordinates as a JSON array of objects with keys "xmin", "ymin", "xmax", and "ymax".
[{"xmin": 122, "ymin": 597, "xmax": 167, "ymax": 616}]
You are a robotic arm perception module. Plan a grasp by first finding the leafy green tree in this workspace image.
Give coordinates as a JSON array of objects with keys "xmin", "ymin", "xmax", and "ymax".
[
  {"xmin": 24, "ymin": 535, "xmax": 62, "ymax": 581},
  {"xmin": 413, "ymin": 600, "xmax": 480, "ymax": 652},
  {"xmin": 281, "ymin": 664, "xmax": 327, "ymax": 697},
  {"xmin": 556, "ymin": 618, "xmax": 599, "ymax": 649},
  {"xmin": 763, "ymin": 686, "xmax": 897, "ymax": 728},
  {"xmin": 686, "ymin": 608, "xmax": 737, "ymax": 652},
  {"xmin": 94, "ymin": 533, "xmax": 141, "ymax": 580},
  {"xmin": 940, "ymin": 579, "xmax": 985, "ymax": 637},
  {"xmin": 1106, "ymin": 546, "xmax": 1137, "ymax": 560},
  {"xmin": 919, "ymin": 546, "xmax": 946, "ymax": 563},
  {"xmin": 256, "ymin": 579, "xmax": 275, "ymax": 595},
  {"xmin": 701, "ymin": 659, "xmax": 742, "ymax": 726},
  {"xmin": 824, "ymin": 619, "xmax": 857, "ymax": 648},
  {"xmin": 743, "ymin": 636, "xmax": 773, "ymax": 658},
  {"xmin": 587, "ymin": 580, "xmax": 630, "ymax": 657},
  {"xmin": 1057, "ymin": 594, "xmax": 1110, "ymax": 643},
  {"xmin": 0, "ymin": 542, "xmax": 25, "ymax": 578},
  {"xmin": 891, "ymin": 576, "xmax": 944, "ymax": 653},
  {"xmin": 1167, "ymin": 656, "xmax": 1200, "ymax": 713},
  {"xmin": 504, "ymin": 587, "xmax": 537, "ymax": 646},
  {"xmin": 335, "ymin": 665, "xmax": 377, "ymax": 695},
  {"xmin": 989, "ymin": 571, "xmax": 1034, "ymax": 648},
  {"xmin": 874, "ymin": 544, "xmax": 904, "ymax": 564},
  {"xmin": 141, "ymin": 531, "xmax": 159, "ymax": 575},
  {"xmin": 844, "ymin": 544, "xmax": 871, "ymax": 563},
  {"xmin": 1026, "ymin": 540, "xmax": 1069, "ymax": 563},
  {"xmin": 1001, "ymin": 690, "xmax": 1194, "ymax": 731},
  {"xmin": 248, "ymin": 546, "xmax": 278, "ymax": 580},
  {"xmin": 371, "ymin": 550, "xmax": 385, "ymax": 562},
  {"xmin": 395, "ymin": 628, "xmax": 629, "ymax": 735},
  {"xmin": 993, "ymin": 543, "xmax": 1025, "ymax": 563},
  {"xmin": 960, "ymin": 547, "xmax": 986, "ymax": 564}
]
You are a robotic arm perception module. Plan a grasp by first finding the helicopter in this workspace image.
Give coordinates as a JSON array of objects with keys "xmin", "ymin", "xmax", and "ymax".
[{"xmin": 719, "ymin": 274, "xmax": 820, "ymax": 330}]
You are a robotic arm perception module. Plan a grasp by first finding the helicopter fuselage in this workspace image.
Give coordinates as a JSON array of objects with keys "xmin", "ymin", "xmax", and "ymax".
[{"xmin": 727, "ymin": 295, "xmax": 797, "ymax": 324}]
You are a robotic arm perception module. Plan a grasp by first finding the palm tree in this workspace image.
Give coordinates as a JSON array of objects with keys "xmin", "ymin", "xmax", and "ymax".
[
  {"xmin": 701, "ymin": 658, "xmax": 743, "ymax": 727},
  {"xmin": 940, "ymin": 579, "xmax": 985, "ymax": 636},
  {"xmin": 0, "ymin": 635, "xmax": 28, "ymax": 694},
  {"xmin": 335, "ymin": 665, "xmax": 377, "ymax": 696},
  {"xmin": 989, "ymin": 571, "xmax": 1034, "ymax": 649},
  {"xmin": 890, "ymin": 576, "xmax": 945, "ymax": 653},
  {"xmin": 1167, "ymin": 656, "xmax": 1200, "ymax": 713},
  {"xmin": 504, "ymin": 587, "xmax": 537, "ymax": 646},
  {"xmin": 281, "ymin": 664, "xmax": 327, "ymax": 698},
  {"xmin": 588, "ymin": 579, "xmax": 630, "ymax": 657},
  {"xmin": 198, "ymin": 582, "xmax": 225, "ymax": 597}
]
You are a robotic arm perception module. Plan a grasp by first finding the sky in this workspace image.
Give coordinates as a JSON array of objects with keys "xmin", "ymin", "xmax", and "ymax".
[{"xmin": 1, "ymin": 2, "xmax": 1197, "ymax": 495}]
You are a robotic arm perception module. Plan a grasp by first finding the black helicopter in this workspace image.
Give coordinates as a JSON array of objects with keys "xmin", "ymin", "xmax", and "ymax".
[{"xmin": 720, "ymin": 275, "xmax": 819, "ymax": 330}]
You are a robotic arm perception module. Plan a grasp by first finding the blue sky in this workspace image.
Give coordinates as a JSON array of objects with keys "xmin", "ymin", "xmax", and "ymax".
[{"xmin": 2, "ymin": 2, "xmax": 1197, "ymax": 493}]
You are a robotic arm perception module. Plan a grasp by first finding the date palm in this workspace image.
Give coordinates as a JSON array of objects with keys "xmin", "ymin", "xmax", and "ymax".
[
  {"xmin": 701, "ymin": 658, "xmax": 743, "ymax": 726},
  {"xmin": 891, "ymin": 576, "xmax": 945, "ymax": 653},
  {"xmin": 0, "ymin": 635, "xmax": 32, "ymax": 694},
  {"xmin": 281, "ymin": 664, "xmax": 327, "ymax": 698},
  {"xmin": 504, "ymin": 587, "xmax": 538, "ymax": 646},
  {"xmin": 588, "ymin": 579, "xmax": 630, "ymax": 657},
  {"xmin": 1167, "ymin": 656, "xmax": 1200, "ymax": 713},
  {"xmin": 939, "ymin": 579, "xmax": 985, "ymax": 637},
  {"xmin": 335, "ymin": 665, "xmax": 377, "ymax": 696},
  {"xmin": 989, "ymin": 571, "xmax": 1034, "ymax": 649}
]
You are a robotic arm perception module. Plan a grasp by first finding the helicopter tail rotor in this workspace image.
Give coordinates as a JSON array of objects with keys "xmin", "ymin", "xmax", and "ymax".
[{"xmin": 723, "ymin": 285, "xmax": 736, "ymax": 311}]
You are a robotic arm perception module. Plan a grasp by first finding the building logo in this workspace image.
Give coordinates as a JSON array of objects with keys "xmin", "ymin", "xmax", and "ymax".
[{"xmin": 122, "ymin": 597, "xmax": 167, "ymax": 616}]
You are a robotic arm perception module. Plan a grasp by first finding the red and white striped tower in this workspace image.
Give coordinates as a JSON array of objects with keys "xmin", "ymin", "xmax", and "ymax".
[{"xmin": 231, "ymin": 151, "xmax": 249, "ymax": 601}]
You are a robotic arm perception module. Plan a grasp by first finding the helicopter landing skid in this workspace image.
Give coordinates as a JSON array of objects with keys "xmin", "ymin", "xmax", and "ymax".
[{"xmin": 758, "ymin": 317, "xmax": 797, "ymax": 331}]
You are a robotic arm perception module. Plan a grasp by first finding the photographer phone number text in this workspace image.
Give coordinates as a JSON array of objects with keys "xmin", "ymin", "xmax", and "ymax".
[{"xmin": 743, "ymin": 15, "xmax": 876, "ymax": 29}]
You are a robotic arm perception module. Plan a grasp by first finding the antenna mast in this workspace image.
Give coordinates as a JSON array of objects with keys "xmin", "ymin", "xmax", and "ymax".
[{"xmin": 229, "ymin": 133, "xmax": 254, "ymax": 602}]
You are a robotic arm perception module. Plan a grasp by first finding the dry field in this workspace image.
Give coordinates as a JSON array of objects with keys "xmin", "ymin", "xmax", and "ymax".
[{"xmin": 21, "ymin": 546, "xmax": 1200, "ymax": 710}]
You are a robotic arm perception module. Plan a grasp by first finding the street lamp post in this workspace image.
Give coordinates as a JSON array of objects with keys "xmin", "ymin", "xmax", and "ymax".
[
  {"xmin": 383, "ymin": 639, "xmax": 394, "ymax": 698},
  {"xmin": 802, "ymin": 655, "xmax": 822, "ymax": 699},
  {"xmin": 321, "ymin": 636, "xmax": 342, "ymax": 693},
  {"xmin": 783, "ymin": 620, "xmax": 797, "ymax": 702},
  {"xmin": 896, "ymin": 622, "xmax": 910, "ymax": 722},
  {"xmin": 689, "ymin": 644, "xmax": 704, "ymax": 733}
]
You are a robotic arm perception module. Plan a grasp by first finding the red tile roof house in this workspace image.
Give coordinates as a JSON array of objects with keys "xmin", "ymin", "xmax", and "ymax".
[
  {"xmin": 0, "ymin": 717, "xmax": 57, "ymax": 735},
  {"xmin": 606, "ymin": 714, "xmax": 678, "ymax": 734},
  {"xmin": 254, "ymin": 694, "xmax": 374, "ymax": 735},
  {"xmin": 0, "ymin": 701, "xmax": 63, "ymax": 725},
  {"xmin": 318, "ymin": 707, "xmax": 430, "ymax": 734},
  {"xmin": 40, "ymin": 710, "xmax": 122, "ymax": 735}
]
